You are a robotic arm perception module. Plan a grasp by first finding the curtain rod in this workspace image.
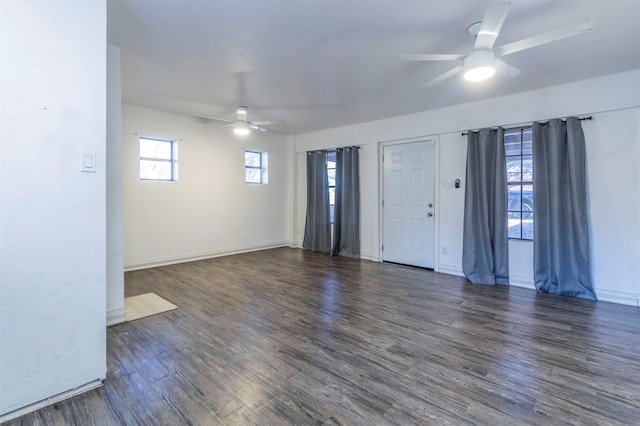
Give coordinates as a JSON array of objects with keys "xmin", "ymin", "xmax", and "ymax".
[
  {"xmin": 307, "ymin": 146, "xmax": 360, "ymax": 154},
  {"xmin": 460, "ymin": 116, "xmax": 593, "ymax": 136}
]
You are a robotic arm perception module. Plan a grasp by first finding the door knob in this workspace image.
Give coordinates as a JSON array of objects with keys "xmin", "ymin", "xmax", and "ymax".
[{"xmin": 427, "ymin": 212, "xmax": 433, "ymax": 217}]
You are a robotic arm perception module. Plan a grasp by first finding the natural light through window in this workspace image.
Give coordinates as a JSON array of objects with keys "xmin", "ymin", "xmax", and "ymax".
[
  {"xmin": 505, "ymin": 127, "xmax": 533, "ymax": 240},
  {"xmin": 327, "ymin": 151, "xmax": 336, "ymax": 223},
  {"xmin": 139, "ymin": 137, "xmax": 178, "ymax": 181},
  {"xmin": 245, "ymin": 150, "xmax": 268, "ymax": 184}
]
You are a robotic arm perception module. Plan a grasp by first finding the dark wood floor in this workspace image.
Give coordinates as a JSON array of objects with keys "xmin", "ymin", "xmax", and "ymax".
[{"xmin": 7, "ymin": 248, "xmax": 640, "ymax": 425}]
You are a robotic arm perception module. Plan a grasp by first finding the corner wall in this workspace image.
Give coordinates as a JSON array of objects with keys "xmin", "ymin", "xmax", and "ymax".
[
  {"xmin": 122, "ymin": 104, "xmax": 290, "ymax": 269},
  {"xmin": 0, "ymin": 1, "xmax": 107, "ymax": 418},
  {"xmin": 107, "ymin": 44, "xmax": 125, "ymax": 325}
]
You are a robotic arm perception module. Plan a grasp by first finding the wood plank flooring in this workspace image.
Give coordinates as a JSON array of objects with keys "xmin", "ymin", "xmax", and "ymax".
[{"xmin": 7, "ymin": 247, "xmax": 640, "ymax": 425}]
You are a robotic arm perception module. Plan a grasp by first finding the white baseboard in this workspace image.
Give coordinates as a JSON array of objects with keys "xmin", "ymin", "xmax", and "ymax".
[
  {"xmin": 0, "ymin": 380, "xmax": 103, "ymax": 423},
  {"xmin": 437, "ymin": 264, "xmax": 464, "ymax": 277},
  {"xmin": 124, "ymin": 241, "xmax": 290, "ymax": 271},
  {"xmin": 360, "ymin": 251, "xmax": 375, "ymax": 261},
  {"xmin": 509, "ymin": 278, "xmax": 638, "ymax": 307},
  {"xmin": 107, "ymin": 307, "xmax": 126, "ymax": 326},
  {"xmin": 509, "ymin": 275, "xmax": 536, "ymax": 290},
  {"xmin": 596, "ymin": 289, "xmax": 639, "ymax": 307}
]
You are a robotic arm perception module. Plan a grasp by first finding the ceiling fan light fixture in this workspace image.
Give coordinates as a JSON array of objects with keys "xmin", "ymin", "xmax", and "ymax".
[
  {"xmin": 463, "ymin": 50, "xmax": 496, "ymax": 82},
  {"xmin": 464, "ymin": 66, "xmax": 496, "ymax": 82},
  {"xmin": 234, "ymin": 120, "xmax": 250, "ymax": 135}
]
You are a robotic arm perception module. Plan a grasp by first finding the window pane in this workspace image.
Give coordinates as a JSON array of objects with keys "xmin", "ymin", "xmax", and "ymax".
[
  {"xmin": 504, "ymin": 131, "xmax": 521, "ymax": 156},
  {"xmin": 522, "ymin": 128, "xmax": 532, "ymax": 155},
  {"xmin": 522, "ymin": 155, "xmax": 532, "ymax": 182},
  {"xmin": 245, "ymin": 151, "xmax": 261, "ymax": 167},
  {"xmin": 506, "ymin": 157, "xmax": 522, "ymax": 182},
  {"xmin": 327, "ymin": 169, "xmax": 336, "ymax": 187},
  {"xmin": 328, "ymin": 150, "xmax": 336, "ymax": 223},
  {"xmin": 505, "ymin": 127, "xmax": 533, "ymax": 240},
  {"xmin": 508, "ymin": 185, "xmax": 522, "ymax": 211},
  {"xmin": 140, "ymin": 138, "xmax": 172, "ymax": 159},
  {"xmin": 522, "ymin": 212, "xmax": 534, "ymax": 240},
  {"xmin": 245, "ymin": 168, "xmax": 261, "ymax": 183},
  {"xmin": 508, "ymin": 212, "xmax": 522, "ymax": 239},
  {"xmin": 522, "ymin": 184, "xmax": 533, "ymax": 211},
  {"xmin": 140, "ymin": 160, "xmax": 172, "ymax": 180}
]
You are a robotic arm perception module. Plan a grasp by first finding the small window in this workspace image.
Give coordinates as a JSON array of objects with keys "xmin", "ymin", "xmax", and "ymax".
[
  {"xmin": 505, "ymin": 127, "xmax": 533, "ymax": 240},
  {"xmin": 245, "ymin": 150, "xmax": 268, "ymax": 184},
  {"xmin": 327, "ymin": 151, "xmax": 336, "ymax": 223},
  {"xmin": 139, "ymin": 137, "xmax": 178, "ymax": 181}
]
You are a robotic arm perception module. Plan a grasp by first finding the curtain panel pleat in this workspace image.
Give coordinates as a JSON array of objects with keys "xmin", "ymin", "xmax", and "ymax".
[
  {"xmin": 532, "ymin": 117, "xmax": 596, "ymax": 300},
  {"xmin": 302, "ymin": 150, "xmax": 331, "ymax": 253},
  {"xmin": 332, "ymin": 147, "xmax": 360, "ymax": 257},
  {"xmin": 462, "ymin": 128, "xmax": 510, "ymax": 284}
]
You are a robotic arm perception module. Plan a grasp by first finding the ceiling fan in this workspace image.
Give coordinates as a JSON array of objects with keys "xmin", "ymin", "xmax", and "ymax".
[
  {"xmin": 399, "ymin": 1, "xmax": 594, "ymax": 87},
  {"xmin": 199, "ymin": 106, "xmax": 284, "ymax": 135}
]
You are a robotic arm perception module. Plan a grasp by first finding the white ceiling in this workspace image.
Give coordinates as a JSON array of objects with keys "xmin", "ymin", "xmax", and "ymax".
[{"xmin": 107, "ymin": 0, "xmax": 640, "ymax": 135}]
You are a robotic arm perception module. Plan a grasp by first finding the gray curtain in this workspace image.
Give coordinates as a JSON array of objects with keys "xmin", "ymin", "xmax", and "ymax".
[
  {"xmin": 302, "ymin": 150, "xmax": 331, "ymax": 253},
  {"xmin": 532, "ymin": 117, "xmax": 596, "ymax": 300},
  {"xmin": 463, "ymin": 128, "xmax": 509, "ymax": 284},
  {"xmin": 332, "ymin": 147, "xmax": 360, "ymax": 257}
]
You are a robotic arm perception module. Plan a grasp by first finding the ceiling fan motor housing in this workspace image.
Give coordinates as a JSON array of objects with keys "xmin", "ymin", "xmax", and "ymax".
[
  {"xmin": 464, "ymin": 50, "xmax": 495, "ymax": 70},
  {"xmin": 464, "ymin": 50, "xmax": 496, "ymax": 81}
]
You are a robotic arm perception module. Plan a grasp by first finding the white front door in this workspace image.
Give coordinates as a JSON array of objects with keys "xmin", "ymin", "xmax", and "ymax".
[{"xmin": 382, "ymin": 140, "xmax": 435, "ymax": 268}]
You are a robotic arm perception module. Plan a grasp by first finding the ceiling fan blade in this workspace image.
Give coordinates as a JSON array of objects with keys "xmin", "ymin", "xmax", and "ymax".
[
  {"xmin": 197, "ymin": 115, "xmax": 233, "ymax": 124},
  {"xmin": 494, "ymin": 59, "xmax": 520, "ymax": 78},
  {"xmin": 474, "ymin": 1, "xmax": 510, "ymax": 50},
  {"xmin": 495, "ymin": 19, "xmax": 594, "ymax": 57},
  {"xmin": 249, "ymin": 124, "xmax": 267, "ymax": 132},
  {"xmin": 251, "ymin": 120, "xmax": 285, "ymax": 126},
  {"xmin": 423, "ymin": 65, "xmax": 464, "ymax": 87},
  {"xmin": 397, "ymin": 53, "xmax": 465, "ymax": 62}
]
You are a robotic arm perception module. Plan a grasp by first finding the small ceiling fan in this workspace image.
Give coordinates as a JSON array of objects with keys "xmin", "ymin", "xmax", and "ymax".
[
  {"xmin": 199, "ymin": 106, "xmax": 284, "ymax": 135},
  {"xmin": 398, "ymin": 1, "xmax": 593, "ymax": 87}
]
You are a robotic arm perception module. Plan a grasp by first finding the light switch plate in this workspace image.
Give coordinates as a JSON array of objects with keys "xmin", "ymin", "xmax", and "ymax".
[{"xmin": 81, "ymin": 153, "xmax": 96, "ymax": 173}]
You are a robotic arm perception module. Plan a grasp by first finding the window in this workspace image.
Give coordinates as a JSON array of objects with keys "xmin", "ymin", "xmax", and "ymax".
[
  {"xmin": 505, "ymin": 127, "xmax": 533, "ymax": 240},
  {"xmin": 139, "ymin": 137, "xmax": 178, "ymax": 181},
  {"xmin": 327, "ymin": 151, "xmax": 336, "ymax": 223},
  {"xmin": 245, "ymin": 150, "xmax": 268, "ymax": 184}
]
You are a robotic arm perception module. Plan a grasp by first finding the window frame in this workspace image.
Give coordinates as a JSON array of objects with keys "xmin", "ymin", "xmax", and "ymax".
[
  {"xmin": 505, "ymin": 127, "xmax": 533, "ymax": 240},
  {"xmin": 244, "ymin": 150, "xmax": 268, "ymax": 184},
  {"xmin": 139, "ymin": 136, "xmax": 178, "ymax": 181}
]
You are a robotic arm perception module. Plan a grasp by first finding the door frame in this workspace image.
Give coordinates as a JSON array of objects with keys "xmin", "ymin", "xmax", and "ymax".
[{"xmin": 378, "ymin": 136, "xmax": 440, "ymax": 271}]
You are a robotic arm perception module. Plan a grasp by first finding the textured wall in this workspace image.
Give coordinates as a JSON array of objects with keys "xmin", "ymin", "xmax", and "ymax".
[{"xmin": 0, "ymin": 0, "xmax": 107, "ymax": 416}]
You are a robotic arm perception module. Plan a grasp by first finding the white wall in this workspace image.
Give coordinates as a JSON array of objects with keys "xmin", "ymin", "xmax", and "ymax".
[
  {"xmin": 122, "ymin": 104, "xmax": 291, "ymax": 269},
  {"xmin": 0, "ymin": 1, "xmax": 107, "ymax": 419},
  {"xmin": 294, "ymin": 70, "xmax": 640, "ymax": 306},
  {"xmin": 107, "ymin": 44, "xmax": 125, "ymax": 326}
]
